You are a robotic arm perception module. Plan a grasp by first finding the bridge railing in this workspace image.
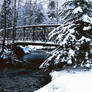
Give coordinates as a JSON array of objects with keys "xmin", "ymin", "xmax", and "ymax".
[{"xmin": 0, "ymin": 24, "xmax": 60, "ymax": 44}]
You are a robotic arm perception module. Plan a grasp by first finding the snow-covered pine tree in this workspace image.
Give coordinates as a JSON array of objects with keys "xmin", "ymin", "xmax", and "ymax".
[
  {"xmin": 32, "ymin": 2, "xmax": 46, "ymax": 24},
  {"xmin": 23, "ymin": 0, "xmax": 45, "ymax": 25},
  {"xmin": 40, "ymin": 0, "xmax": 92, "ymax": 70},
  {"xmin": 47, "ymin": 0, "xmax": 58, "ymax": 24},
  {"xmin": 17, "ymin": 0, "xmax": 24, "ymax": 26}
]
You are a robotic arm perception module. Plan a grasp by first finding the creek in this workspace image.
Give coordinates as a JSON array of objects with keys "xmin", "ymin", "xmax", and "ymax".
[{"xmin": 0, "ymin": 49, "xmax": 51, "ymax": 92}]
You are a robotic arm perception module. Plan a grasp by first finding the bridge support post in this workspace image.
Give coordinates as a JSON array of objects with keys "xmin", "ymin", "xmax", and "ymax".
[
  {"xmin": 23, "ymin": 27, "xmax": 26, "ymax": 40},
  {"xmin": 32, "ymin": 27, "xmax": 35, "ymax": 41},
  {"xmin": 43, "ymin": 27, "xmax": 46, "ymax": 41}
]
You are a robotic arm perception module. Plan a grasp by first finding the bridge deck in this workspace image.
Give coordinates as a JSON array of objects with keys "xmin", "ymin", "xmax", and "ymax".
[
  {"xmin": 5, "ymin": 24, "xmax": 61, "ymax": 30},
  {"xmin": 0, "ymin": 40, "xmax": 60, "ymax": 47},
  {"xmin": 13, "ymin": 41, "xmax": 60, "ymax": 46},
  {"xmin": 0, "ymin": 24, "xmax": 61, "ymax": 47}
]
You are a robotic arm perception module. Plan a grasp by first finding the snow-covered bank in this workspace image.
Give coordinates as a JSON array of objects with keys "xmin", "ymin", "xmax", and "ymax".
[
  {"xmin": 35, "ymin": 69, "xmax": 92, "ymax": 92},
  {"xmin": 19, "ymin": 45, "xmax": 55, "ymax": 54}
]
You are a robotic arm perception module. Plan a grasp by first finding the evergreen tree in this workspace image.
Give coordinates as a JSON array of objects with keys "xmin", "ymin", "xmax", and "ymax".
[
  {"xmin": 40, "ymin": 0, "xmax": 92, "ymax": 70},
  {"xmin": 33, "ymin": 2, "xmax": 46, "ymax": 24},
  {"xmin": 17, "ymin": 0, "xmax": 24, "ymax": 26},
  {"xmin": 23, "ymin": 0, "xmax": 45, "ymax": 25},
  {"xmin": 47, "ymin": 0, "xmax": 57, "ymax": 24}
]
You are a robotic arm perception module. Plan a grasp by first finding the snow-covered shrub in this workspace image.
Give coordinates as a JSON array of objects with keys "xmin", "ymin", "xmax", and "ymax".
[
  {"xmin": 40, "ymin": 0, "xmax": 92, "ymax": 70},
  {"xmin": 0, "ymin": 47, "xmax": 11, "ymax": 59}
]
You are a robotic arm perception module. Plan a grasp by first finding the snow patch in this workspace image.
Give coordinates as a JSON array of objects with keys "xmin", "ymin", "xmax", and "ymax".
[
  {"xmin": 79, "ymin": 36, "xmax": 91, "ymax": 43},
  {"xmin": 19, "ymin": 45, "xmax": 44, "ymax": 53},
  {"xmin": 69, "ymin": 49, "xmax": 75, "ymax": 56},
  {"xmin": 19, "ymin": 46, "xmax": 32, "ymax": 54},
  {"xmin": 82, "ymin": 14, "xmax": 92, "ymax": 24},
  {"xmin": 19, "ymin": 44, "xmax": 55, "ymax": 54},
  {"xmin": 0, "ymin": 29, "xmax": 3, "ymax": 32},
  {"xmin": 1, "ymin": 48, "xmax": 11, "ymax": 59},
  {"xmin": 70, "ymin": 28, "xmax": 75, "ymax": 33},
  {"xmin": 73, "ymin": 6, "xmax": 83, "ymax": 14},
  {"xmin": 35, "ymin": 70, "xmax": 92, "ymax": 92},
  {"xmin": 83, "ymin": 26, "xmax": 91, "ymax": 30}
]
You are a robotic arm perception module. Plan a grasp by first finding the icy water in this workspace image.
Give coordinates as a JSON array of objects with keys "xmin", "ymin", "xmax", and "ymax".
[
  {"xmin": 0, "ymin": 68, "xmax": 51, "ymax": 92},
  {"xmin": 0, "ymin": 50, "xmax": 51, "ymax": 92}
]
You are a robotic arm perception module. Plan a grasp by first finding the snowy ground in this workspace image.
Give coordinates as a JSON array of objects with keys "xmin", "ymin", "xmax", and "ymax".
[
  {"xmin": 35, "ymin": 69, "xmax": 92, "ymax": 92},
  {"xmin": 19, "ymin": 45, "xmax": 55, "ymax": 54}
]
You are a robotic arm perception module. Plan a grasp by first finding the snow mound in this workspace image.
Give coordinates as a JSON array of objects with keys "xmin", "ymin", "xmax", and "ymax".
[
  {"xmin": 82, "ymin": 14, "xmax": 92, "ymax": 24},
  {"xmin": 19, "ymin": 45, "xmax": 44, "ymax": 54},
  {"xmin": 35, "ymin": 70, "xmax": 92, "ymax": 92},
  {"xmin": 73, "ymin": 6, "xmax": 83, "ymax": 14},
  {"xmin": 19, "ymin": 46, "xmax": 32, "ymax": 54}
]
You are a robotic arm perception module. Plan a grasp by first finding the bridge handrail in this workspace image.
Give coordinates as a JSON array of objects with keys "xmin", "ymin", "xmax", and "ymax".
[{"xmin": 0, "ymin": 24, "xmax": 61, "ymax": 31}]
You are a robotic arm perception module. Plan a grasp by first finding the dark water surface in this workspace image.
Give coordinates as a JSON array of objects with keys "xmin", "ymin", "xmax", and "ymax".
[
  {"xmin": 0, "ymin": 50, "xmax": 51, "ymax": 92},
  {"xmin": 0, "ymin": 68, "xmax": 51, "ymax": 92}
]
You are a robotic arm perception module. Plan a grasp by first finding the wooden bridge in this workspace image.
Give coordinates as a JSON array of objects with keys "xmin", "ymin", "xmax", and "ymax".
[{"xmin": 0, "ymin": 24, "xmax": 61, "ymax": 47}]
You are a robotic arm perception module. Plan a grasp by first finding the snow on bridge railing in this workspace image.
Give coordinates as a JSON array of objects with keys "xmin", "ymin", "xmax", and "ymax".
[
  {"xmin": 0, "ymin": 24, "xmax": 61, "ymax": 43},
  {"xmin": 0, "ymin": 24, "xmax": 61, "ymax": 31}
]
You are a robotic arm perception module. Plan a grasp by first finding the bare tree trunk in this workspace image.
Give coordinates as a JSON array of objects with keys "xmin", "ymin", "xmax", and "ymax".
[
  {"xmin": 12, "ymin": 0, "xmax": 17, "ymax": 44},
  {"xmin": 56, "ymin": 0, "xmax": 59, "ymax": 24},
  {"xmin": 0, "ymin": 0, "xmax": 7, "ymax": 56}
]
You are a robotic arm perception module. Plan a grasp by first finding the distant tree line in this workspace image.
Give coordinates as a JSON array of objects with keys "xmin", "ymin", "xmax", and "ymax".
[
  {"xmin": 0, "ymin": 0, "xmax": 61, "ymax": 55},
  {"xmin": 0, "ymin": 0, "xmax": 61, "ymax": 28}
]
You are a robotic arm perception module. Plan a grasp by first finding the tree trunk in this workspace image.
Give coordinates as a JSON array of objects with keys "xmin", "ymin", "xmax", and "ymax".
[
  {"xmin": 0, "ymin": 0, "xmax": 7, "ymax": 56},
  {"xmin": 12, "ymin": 0, "xmax": 17, "ymax": 44}
]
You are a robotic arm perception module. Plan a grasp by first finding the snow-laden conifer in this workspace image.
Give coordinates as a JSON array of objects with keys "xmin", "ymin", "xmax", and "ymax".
[{"xmin": 40, "ymin": 0, "xmax": 92, "ymax": 70}]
